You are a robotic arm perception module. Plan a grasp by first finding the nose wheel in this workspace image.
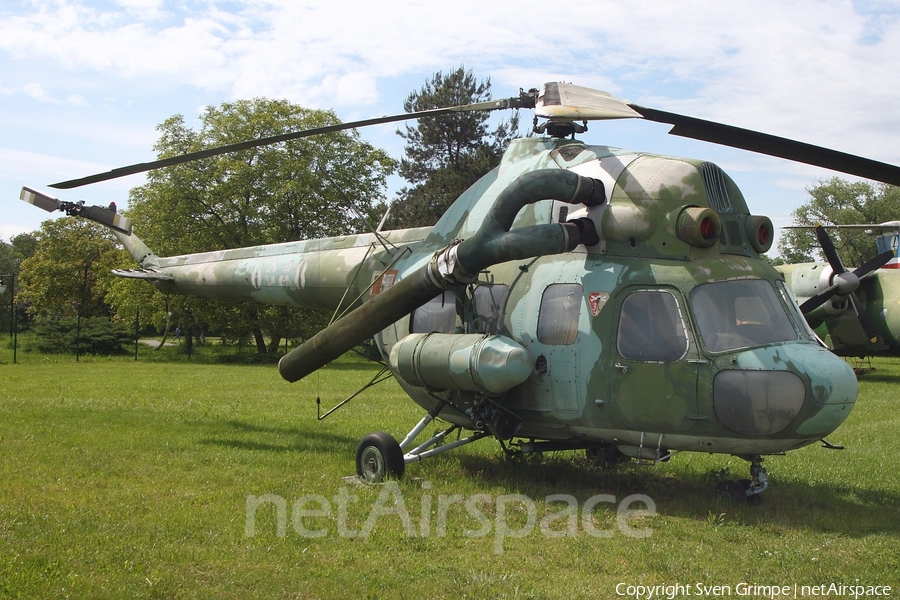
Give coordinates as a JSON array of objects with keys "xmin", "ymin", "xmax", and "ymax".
[{"xmin": 716, "ymin": 455, "xmax": 767, "ymax": 505}]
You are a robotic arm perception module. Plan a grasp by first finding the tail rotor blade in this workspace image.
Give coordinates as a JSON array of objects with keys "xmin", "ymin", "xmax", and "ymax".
[
  {"xmin": 20, "ymin": 186, "xmax": 62, "ymax": 212},
  {"xmin": 20, "ymin": 186, "xmax": 132, "ymax": 234}
]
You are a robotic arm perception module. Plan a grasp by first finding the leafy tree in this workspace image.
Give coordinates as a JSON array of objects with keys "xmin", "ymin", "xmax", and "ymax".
[
  {"xmin": 0, "ymin": 232, "xmax": 38, "ymax": 334},
  {"xmin": 122, "ymin": 97, "xmax": 396, "ymax": 353},
  {"xmin": 1, "ymin": 232, "xmax": 38, "ymax": 273},
  {"xmin": 778, "ymin": 178, "xmax": 900, "ymax": 266},
  {"xmin": 10, "ymin": 232, "xmax": 38, "ymax": 262},
  {"xmin": 387, "ymin": 67, "xmax": 520, "ymax": 228},
  {"xmin": 17, "ymin": 218, "xmax": 128, "ymax": 320}
]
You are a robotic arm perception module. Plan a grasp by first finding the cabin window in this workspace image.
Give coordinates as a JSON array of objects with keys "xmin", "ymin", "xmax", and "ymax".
[
  {"xmin": 472, "ymin": 284, "xmax": 509, "ymax": 334},
  {"xmin": 616, "ymin": 290, "xmax": 688, "ymax": 362},
  {"xmin": 690, "ymin": 279, "xmax": 797, "ymax": 353},
  {"xmin": 537, "ymin": 284, "xmax": 582, "ymax": 345},
  {"xmin": 411, "ymin": 291, "xmax": 456, "ymax": 334}
]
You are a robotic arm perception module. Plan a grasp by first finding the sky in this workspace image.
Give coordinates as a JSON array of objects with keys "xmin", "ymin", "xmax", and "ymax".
[{"xmin": 2, "ymin": 0, "xmax": 900, "ymax": 257}]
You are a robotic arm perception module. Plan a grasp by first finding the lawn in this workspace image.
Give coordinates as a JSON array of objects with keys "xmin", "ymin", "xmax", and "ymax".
[{"xmin": 0, "ymin": 345, "xmax": 898, "ymax": 599}]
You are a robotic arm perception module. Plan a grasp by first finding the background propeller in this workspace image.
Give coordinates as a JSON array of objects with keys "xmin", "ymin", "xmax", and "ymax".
[
  {"xmin": 798, "ymin": 224, "xmax": 893, "ymax": 341},
  {"xmin": 47, "ymin": 82, "xmax": 900, "ymax": 190}
]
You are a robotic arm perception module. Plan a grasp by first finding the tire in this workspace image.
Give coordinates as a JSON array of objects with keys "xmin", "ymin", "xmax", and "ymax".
[
  {"xmin": 715, "ymin": 480, "xmax": 747, "ymax": 504},
  {"xmin": 356, "ymin": 431, "xmax": 405, "ymax": 483},
  {"xmin": 586, "ymin": 444, "xmax": 628, "ymax": 467}
]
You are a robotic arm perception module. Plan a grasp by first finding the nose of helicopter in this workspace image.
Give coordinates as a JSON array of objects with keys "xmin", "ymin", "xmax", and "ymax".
[
  {"xmin": 794, "ymin": 344, "xmax": 857, "ymax": 438},
  {"xmin": 723, "ymin": 343, "xmax": 857, "ymax": 443}
]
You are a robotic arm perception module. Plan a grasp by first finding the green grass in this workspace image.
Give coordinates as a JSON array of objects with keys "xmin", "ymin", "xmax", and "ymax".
[{"xmin": 1, "ymin": 343, "xmax": 898, "ymax": 599}]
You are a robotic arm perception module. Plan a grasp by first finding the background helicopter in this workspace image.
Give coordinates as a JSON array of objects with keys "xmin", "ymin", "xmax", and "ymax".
[
  {"xmin": 21, "ymin": 82, "xmax": 900, "ymax": 503},
  {"xmin": 779, "ymin": 222, "xmax": 900, "ymax": 359}
]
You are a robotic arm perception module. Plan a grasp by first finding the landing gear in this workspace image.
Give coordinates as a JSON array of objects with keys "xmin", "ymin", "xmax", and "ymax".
[
  {"xmin": 716, "ymin": 455, "xmax": 768, "ymax": 505},
  {"xmin": 586, "ymin": 444, "xmax": 629, "ymax": 467},
  {"xmin": 356, "ymin": 432, "xmax": 405, "ymax": 483},
  {"xmin": 356, "ymin": 401, "xmax": 490, "ymax": 483}
]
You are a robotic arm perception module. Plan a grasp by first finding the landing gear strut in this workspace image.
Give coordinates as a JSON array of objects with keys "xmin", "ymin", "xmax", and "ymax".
[
  {"xmin": 355, "ymin": 401, "xmax": 489, "ymax": 483},
  {"xmin": 716, "ymin": 455, "xmax": 768, "ymax": 505}
]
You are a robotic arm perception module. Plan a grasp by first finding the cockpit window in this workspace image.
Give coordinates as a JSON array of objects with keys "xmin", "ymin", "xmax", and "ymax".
[
  {"xmin": 617, "ymin": 290, "xmax": 688, "ymax": 361},
  {"xmin": 776, "ymin": 280, "xmax": 819, "ymax": 343},
  {"xmin": 411, "ymin": 291, "xmax": 456, "ymax": 334},
  {"xmin": 473, "ymin": 284, "xmax": 509, "ymax": 334},
  {"xmin": 690, "ymin": 279, "xmax": 797, "ymax": 353},
  {"xmin": 537, "ymin": 284, "xmax": 582, "ymax": 345}
]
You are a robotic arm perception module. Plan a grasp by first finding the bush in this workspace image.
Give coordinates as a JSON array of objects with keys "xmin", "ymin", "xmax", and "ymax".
[{"xmin": 25, "ymin": 315, "xmax": 137, "ymax": 355}]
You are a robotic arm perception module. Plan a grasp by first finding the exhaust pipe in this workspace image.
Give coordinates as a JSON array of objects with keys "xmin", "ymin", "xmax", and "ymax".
[{"xmin": 278, "ymin": 169, "xmax": 604, "ymax": 383}]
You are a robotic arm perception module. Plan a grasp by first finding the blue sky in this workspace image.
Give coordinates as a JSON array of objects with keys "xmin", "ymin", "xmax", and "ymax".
[{"xmin": 3, "ymin": 0, "xmax": 900, "ymax": 256}]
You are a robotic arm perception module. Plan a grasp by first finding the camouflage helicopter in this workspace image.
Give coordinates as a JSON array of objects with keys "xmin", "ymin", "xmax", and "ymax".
[
  {"xmin": 779, "ymin": 223, "xmax": 900, "ymax": 358},
  {"xmin": 21, "ymin": 83, "xmax": 900, "ymax": 503}
]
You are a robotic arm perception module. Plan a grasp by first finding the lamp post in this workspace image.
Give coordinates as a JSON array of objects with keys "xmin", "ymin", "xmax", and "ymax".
[{"xmin": 0, "ymin": 274, "xmax": 16, "ymax": 364}]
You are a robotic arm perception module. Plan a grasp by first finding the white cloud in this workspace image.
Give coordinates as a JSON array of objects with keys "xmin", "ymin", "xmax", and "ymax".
[
  {"xmin": 22, "ymin": 83, "xmax": 60, "ymax": 104},
  {"xmin": 2, "ymin": 0, "xmax": 900, "ymax": 237},
  {"xmin": 114, "ymin": 0, "xmax": 167, "ymax": 21}
]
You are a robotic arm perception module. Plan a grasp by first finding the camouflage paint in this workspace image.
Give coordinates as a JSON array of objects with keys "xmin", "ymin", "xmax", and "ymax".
[{"xmin": 104, "ymin": 135, "xmax": 857, "ymax": 457}]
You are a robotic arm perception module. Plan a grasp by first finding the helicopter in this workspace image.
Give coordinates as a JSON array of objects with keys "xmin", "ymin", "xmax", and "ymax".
[
  {"xmin": 20, "ymin": 82, "xmax": 900, "ymax": 503},
  {"xmin": 778, "ymin": 223, "xmax": 900, "ymax": 358}
]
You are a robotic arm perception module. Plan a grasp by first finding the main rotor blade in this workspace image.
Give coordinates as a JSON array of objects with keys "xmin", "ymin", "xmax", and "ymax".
[
  {"xmin": 535, "ymin": 82, "xmax": 641, "ymax": 120},
  {"xmin": 629, "ymin": 105, "xmax": 900, "ymax": 187},
  {"xmin": 785, "ymin": 222, "xmax": 900, "ymax": 233},
  {"xmin": 49, "ymin": 98, "xmax": 525, "ymax": 190}
]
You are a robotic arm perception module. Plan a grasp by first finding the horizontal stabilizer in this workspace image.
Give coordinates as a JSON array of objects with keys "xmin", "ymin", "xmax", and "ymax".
[{"xmin": 112, "ymin": 268, "xmax": 174, "ymax": 281}]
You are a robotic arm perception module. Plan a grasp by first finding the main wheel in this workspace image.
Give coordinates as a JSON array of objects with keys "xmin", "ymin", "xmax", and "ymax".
[
  {"xmin": 356, "ymin": 432, "xmax": 405, "ymax": 483},
  {"xmin": 586, "ymin": 444, "xmax": 628, "ymax": 467},
  {"xmin": 715, "ymin": 480, "xmax": 747, "ymax": 504}
]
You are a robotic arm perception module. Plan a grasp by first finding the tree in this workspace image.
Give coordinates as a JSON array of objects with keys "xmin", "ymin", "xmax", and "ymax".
[
  {"xmin": 122, "ymin": 98, "xmax": 396, "ymax": 353},
  {"xmin": 0, "ymin": 232, "xmax": 38, "ymax": 333},
  {"xmin": 777, "ymin": 178, "xmax": 900, "ymax": 266},
  {"xmin": 387, "ymin": 67, "xmax": 520, "ymax": 228},
  {"xmin": 17, "ymin": 218, "xmax": 128, "ymax": 320}
]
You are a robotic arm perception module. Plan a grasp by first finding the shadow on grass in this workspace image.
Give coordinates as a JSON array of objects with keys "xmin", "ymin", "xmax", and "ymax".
[
  {"xmin": 196, "ymin": 418, "xmax": 357, "ymax": 454},
  {"xmin": 453, "ymin": 451, "xmax": 900, "ymax": 538},
  {"xmin": 851, "ymin": 372, "xmax": 900, "ymax": 384}
]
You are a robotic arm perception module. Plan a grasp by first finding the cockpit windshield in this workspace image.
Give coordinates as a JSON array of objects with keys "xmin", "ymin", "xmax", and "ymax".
[{"xmin": 690, "ymin": 279, "xmax": 798, "ymax": 353}]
